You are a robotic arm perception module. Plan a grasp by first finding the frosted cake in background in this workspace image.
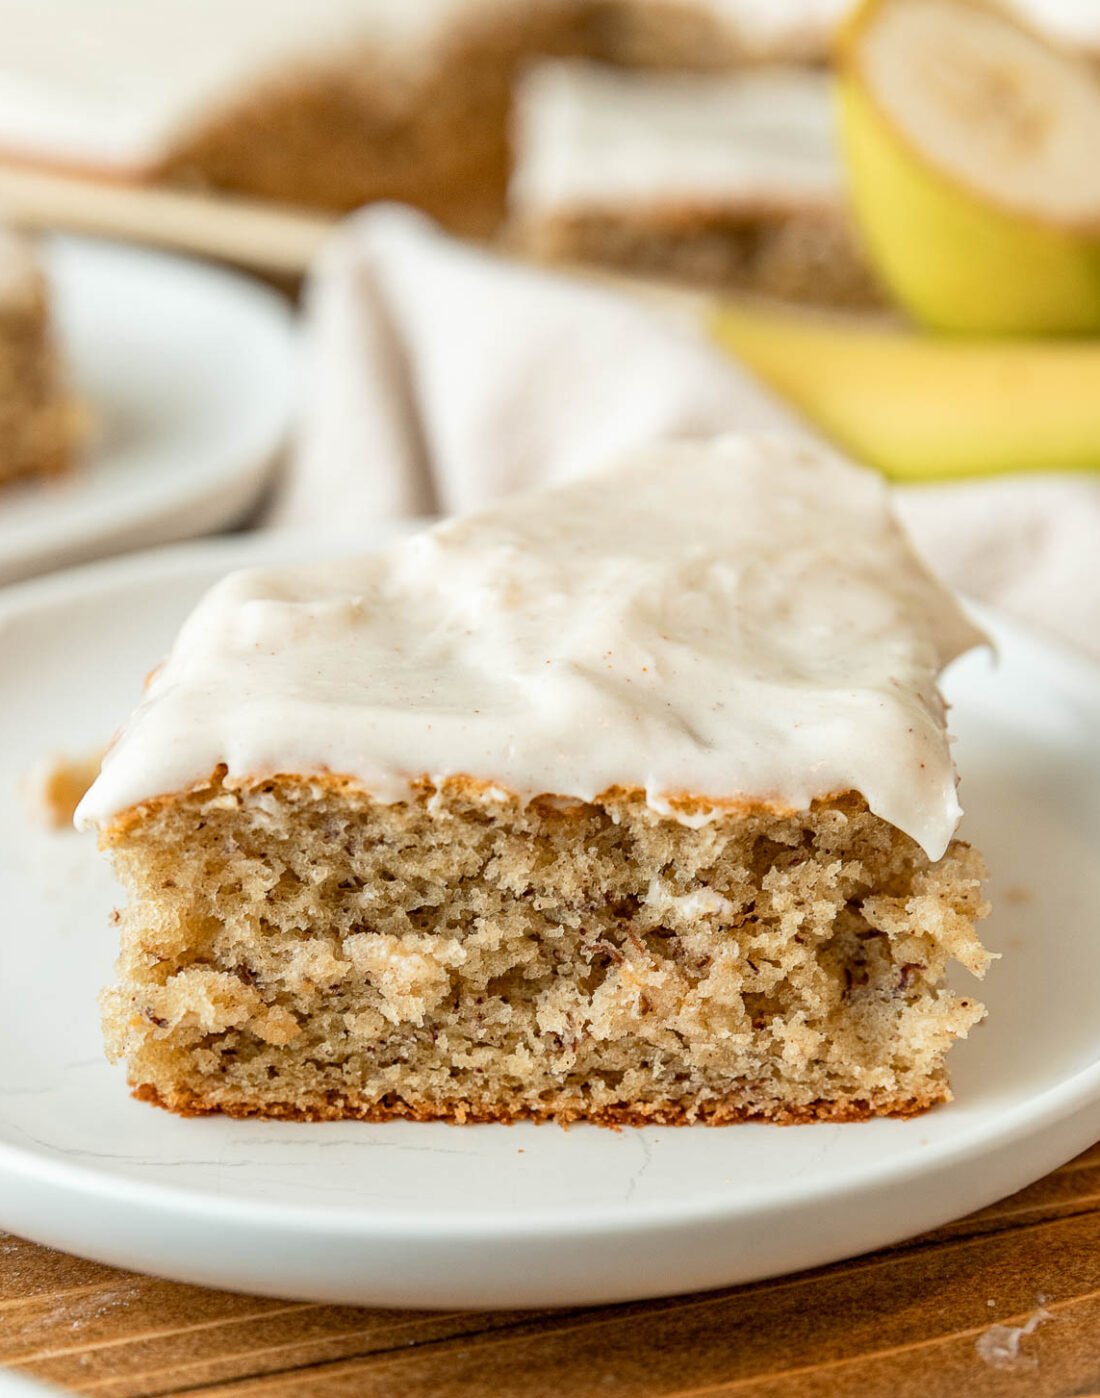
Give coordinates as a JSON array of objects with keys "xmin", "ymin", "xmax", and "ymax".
[
  {"xmin": 0, "ymin": 0, "xmax": 586, "ymax": 232},
  {"xmin": 0, "ymin": 226, "xmax": 73, "ymax": 488},
  {"xmin": 509, "ymin": 61, "xmax": 878, "ymax": 303},
  {"xmin": 0, "ymin": 0, "xmax": 854, "ymax": 234}
]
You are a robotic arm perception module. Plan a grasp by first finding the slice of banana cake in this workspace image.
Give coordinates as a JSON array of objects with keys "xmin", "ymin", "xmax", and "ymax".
[{"xmin": 78, "ymin": 435, "xmax": 990, "ymax": 1126}]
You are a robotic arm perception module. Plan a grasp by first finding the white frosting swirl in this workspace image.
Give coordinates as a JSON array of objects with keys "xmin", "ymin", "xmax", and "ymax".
[{"xmin": 78, "ymin": 436, "xmax": 984, "ymax": 859}]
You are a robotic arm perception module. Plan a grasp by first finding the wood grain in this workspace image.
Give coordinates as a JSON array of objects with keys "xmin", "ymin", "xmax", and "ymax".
[{"xmin": 2, "ymin": 1144, "xmax": 1099, "ymax": 1397}]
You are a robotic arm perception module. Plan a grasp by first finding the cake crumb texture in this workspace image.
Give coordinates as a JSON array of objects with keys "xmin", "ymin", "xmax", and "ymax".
[
  {"xmin": 102, "ymin": 775, "xmax": 989, "ymax": 1126},
  {"xmin": 0, "ymin": 249, "xmax": 74, "ymax": 488},
  {"xmin": 513, "ymin": 205, "xmax": 880, "ymax": 306}
]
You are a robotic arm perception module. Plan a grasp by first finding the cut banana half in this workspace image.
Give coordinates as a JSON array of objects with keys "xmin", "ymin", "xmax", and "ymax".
[{"xmin": 837, "ymin": 0, "xmax": 1100, "ymax": 333}]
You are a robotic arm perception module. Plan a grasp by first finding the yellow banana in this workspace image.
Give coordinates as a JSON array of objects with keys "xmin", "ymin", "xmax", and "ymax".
[
  {"xmin": 836, "ymin": 0, "xmax": 1100, "ymax": 335},
  {"xmin": 711, "ymin": 299, "xmax": 1100, "ymax": 479}
]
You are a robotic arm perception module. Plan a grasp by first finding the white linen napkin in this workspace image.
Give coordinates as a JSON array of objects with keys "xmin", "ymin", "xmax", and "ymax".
[
  {"xmin": 282, "ymin": 204, "xmax": 1100, "ymax": 660},
  {"xmin": 277, "ymin": 205, "xmax": 807, "ymax": 524}
]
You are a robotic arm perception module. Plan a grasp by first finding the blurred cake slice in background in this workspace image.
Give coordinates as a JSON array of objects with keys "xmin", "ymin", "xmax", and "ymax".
[
  {"xmin": 589, "ymin": 0, "xmax": 851, "ymax": 68},
  {"xmin": 0, "ymin": 0, "xmax": 1092, "ymax": 251},
  {"xmin": 0, "ymin": 0, "xmax": 865, "ymax": 240},
  {"xmin": 78, "ymin": 435, "xmax": 989, "ymax": 1127},
  {"xmin": 0, "ymin": 224, "xmax": 73, "ymax": 488},
  {"xmin": 0, "ymin": 0, "xmax": 589, "ymax": 232},
  {"xmin": 509, "ymin": 60, "xmax": 879, "ymax": 304}
]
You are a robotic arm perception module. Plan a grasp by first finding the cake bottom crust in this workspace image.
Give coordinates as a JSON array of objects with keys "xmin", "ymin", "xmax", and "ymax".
[
  {"xmin": 132, "ymin": 1082, "xmax": 947, "ymax": 1127},
  {"xmin": 510, "ymin": 205, "xmax": 882, "ymax": 308}
]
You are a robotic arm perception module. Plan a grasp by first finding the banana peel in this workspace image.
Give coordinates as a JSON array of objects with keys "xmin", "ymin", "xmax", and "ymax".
[{"xmin": 711, "ymin": 299, "xmax": 1100, "ymax": 480}]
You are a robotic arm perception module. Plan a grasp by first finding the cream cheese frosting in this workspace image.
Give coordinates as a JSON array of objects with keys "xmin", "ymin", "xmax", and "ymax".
[
  {"xmin": 0, "ymin": 0, "xmax": 508, "ymax": 172},
  {"xmin": 78, "ymin": 436, "xmax": 983, "ymax": 858},
  {"xmin": 511, "ymin": 63, "xmax": 841, "ymax": 216}
]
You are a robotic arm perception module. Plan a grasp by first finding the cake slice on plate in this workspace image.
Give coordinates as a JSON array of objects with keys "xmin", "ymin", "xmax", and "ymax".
[
  {"xmin": 0, "ymin": 226, "xmax": 73, "ymax": 489},
  {"xmin": 78, "ymin": 435, "xmax": 990, "ymax": 1125},
  {"xmin": 509, "ymin": 61, "xmax": 878, "ymax": 306}
]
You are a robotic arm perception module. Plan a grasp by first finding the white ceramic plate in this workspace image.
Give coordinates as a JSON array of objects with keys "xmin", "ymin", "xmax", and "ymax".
[
  {"xmin": 0, "ymin": 1373, "xmax": 64, "ymax": 1397},
  {"xmin": 0, "ymin": 534, "xmax": 1098, "ymax": 1310},
  {"xmin": 0, "ymin": 237, "xmax": 296, "ymax": 585}
]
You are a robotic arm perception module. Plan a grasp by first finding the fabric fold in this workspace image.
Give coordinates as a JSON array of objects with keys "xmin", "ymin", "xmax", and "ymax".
[{"xmin": 279, "ymin": 204, "xmax": 807, "ymax": 527}]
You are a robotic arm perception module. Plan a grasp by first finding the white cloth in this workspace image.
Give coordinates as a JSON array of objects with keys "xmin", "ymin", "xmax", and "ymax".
[
  {"xmin": 278, "ymin": 205, "xmax": 806, "ymax": 523},
  {"xmin": 895, "ymin": 475, "xmax": 1100, "ymax": 658},
  {"xmin": 282, "ymin": 204, "xmax": 1100, "ymax": 660}
]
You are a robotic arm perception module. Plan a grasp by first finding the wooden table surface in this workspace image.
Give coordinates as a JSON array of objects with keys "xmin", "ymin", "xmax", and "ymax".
[{"xmin": 3, "ymin": 1141, "xmax": 1099, "ymax": 1398}]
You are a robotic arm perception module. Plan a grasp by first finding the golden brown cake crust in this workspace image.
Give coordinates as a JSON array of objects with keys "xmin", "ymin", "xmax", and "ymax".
[
  {"xmin": 99, "ymin": 766, "xmax": 813, "ymax": 843},
  {"xmin": 133, "ymin": 1081, "xmax": 946, "ymax": 1126},
  {"xmin": 156, "ymin": 8, "xmax": 592, "ymax": 233}
]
